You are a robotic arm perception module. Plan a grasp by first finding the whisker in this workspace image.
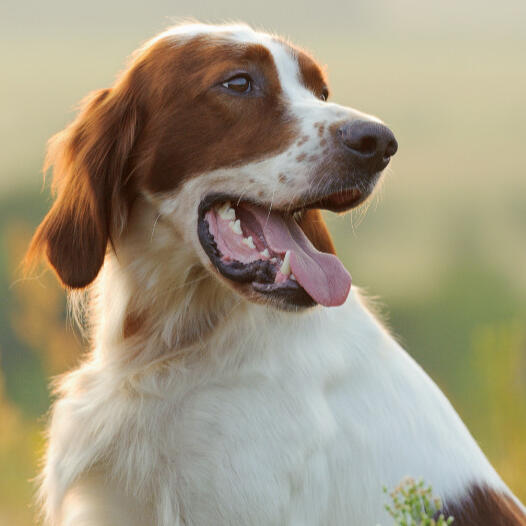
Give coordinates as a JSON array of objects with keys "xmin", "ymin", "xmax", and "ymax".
[
  {"xmin": 9, "ymin": 269, "xmax": 49, "ymax": 290},
  {"xmin": 235, "ymin": 189, "xmax": 248, "ymax": 207},
  {"xmin": 150, "ymin": 214, "xmax": 161, "ymax": 242},
  {"xmin": 265, "ymin": 186, "xmax": 277, "ymax": 226}
]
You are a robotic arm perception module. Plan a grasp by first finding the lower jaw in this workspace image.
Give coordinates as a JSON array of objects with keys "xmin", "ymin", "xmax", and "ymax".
[{"xmin": 252, "ymin": 281, "xmax": 317, "ymax": 308}]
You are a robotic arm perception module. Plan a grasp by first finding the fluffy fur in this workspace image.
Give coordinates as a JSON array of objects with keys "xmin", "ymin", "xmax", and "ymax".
[{"xmin": 27, "ymin": 23, "xmax": 525, "ymax": 525}]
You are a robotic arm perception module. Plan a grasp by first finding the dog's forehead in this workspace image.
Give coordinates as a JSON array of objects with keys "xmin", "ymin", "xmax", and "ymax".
[{"xmin": 153, "ymin": 24, "xmax": 327, "ymax": 98}]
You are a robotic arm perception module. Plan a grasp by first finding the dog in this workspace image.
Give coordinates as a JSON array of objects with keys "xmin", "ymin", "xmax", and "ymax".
[{"xmin": 26, "ymin": 23, "xmax": 525, "ymax": 525}]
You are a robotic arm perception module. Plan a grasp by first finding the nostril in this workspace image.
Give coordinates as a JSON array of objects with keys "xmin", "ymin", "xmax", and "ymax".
[{"xmin": 384, "ymin": 139, "xmax": 398, "ymax": 159}]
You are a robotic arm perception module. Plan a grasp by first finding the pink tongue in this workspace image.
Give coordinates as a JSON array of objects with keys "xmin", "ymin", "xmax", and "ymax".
[{"xmin": 244, "ymin": 205, "xmax": 351, "ymax": 307}]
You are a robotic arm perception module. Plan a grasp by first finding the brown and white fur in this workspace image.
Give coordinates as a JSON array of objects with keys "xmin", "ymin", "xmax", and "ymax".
[{"xmin": 27, "ymin": 23, "xmax": 525, "ymax": 526}]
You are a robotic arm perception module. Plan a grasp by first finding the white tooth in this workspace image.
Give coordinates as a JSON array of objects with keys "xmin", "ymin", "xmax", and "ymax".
[
  {"xmin": 280, "ymin": 250, "xmax": 291, "ymax": 276},
  {"xmin": 290, "ymin": 273, "xmax": 296, "ymax": 281},
  {"xmin": 242, "ymin": 236, "xmax": 256, "ymax": 249},
  {"xmin": 229, "ymin": 219, "xmax": 242, "ymax": 235},
  {"xmin": 217, "ymin": 201, "xmax": 228, "ymax": 213},
  {"xmin": 270, "ymin": 257, "xmax": 278, "ymax": 263},
  {"xmin": 260, "ymin": 248, "xmax": 270, "ymax": 258},
  {"xmin": 218, "ymin": 201, "xmax": 235, "ymax": 220}
]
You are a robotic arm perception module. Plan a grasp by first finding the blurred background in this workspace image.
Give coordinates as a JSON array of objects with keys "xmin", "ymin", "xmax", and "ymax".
[{"xmin": 1, "ymin": 0, "xmax": 525, "ymax": 523}]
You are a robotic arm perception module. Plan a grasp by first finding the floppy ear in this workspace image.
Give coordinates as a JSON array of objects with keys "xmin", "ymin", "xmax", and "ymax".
[
  {"xmin": 297, "ymin": 209, "xmax": 336, "ymax": 255},
  {"xmin": 26, "ymin": 85, "xmax": 140, "ymax": 289}
]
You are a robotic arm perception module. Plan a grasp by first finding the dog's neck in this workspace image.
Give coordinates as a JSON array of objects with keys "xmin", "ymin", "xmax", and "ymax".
[{"xmin": 88, "ymin": 199, "xmax": 259, "ymax": 369}]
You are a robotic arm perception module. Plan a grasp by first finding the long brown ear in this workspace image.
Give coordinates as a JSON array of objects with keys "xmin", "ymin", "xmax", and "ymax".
[
  {"xmin": 25, "ymin": 85, "xmax": 140, "ymax": 289},
  {"xmin": 297, "ymin": 209, "xmax": 336, "ymax": 254}
]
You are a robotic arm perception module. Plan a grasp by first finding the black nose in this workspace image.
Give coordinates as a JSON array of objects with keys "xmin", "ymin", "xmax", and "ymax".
[{"xmin": 339, "ymin": 121, "xmax": 398, "ymax": 173}]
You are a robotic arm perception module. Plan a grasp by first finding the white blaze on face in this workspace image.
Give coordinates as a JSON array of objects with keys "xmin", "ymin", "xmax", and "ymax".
[{"xmin": 268, "ymin": 37, "xmax": 382, "ymax": 133}]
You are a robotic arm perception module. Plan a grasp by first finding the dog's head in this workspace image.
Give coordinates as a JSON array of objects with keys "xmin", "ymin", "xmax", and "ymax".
[{"xmin": 27, "ymin": 23, "xmax": 397, "ymax": 311}]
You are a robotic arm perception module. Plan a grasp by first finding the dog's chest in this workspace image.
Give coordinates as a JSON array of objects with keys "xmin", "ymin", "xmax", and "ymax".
[{"xmin": 169, "ymin": 336, "xmax": 351, "ymax": 525}]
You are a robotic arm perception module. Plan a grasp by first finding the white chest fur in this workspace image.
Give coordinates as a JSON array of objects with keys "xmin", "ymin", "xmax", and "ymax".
[
  {"xmin": 47, "ymin": 291, "xmax": 506, "ymax": 526},
  {"xmin": 167, "ymin": 292, "xmax": 503, "ymax": 525}
]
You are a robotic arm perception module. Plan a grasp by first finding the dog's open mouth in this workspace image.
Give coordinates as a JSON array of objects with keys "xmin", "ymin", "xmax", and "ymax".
[{"xmin": 198, "ymin": 189, "xmax": 364, "ymax": 307}]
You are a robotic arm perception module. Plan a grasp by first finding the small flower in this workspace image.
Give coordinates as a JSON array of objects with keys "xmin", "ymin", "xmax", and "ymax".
[{"xmin": 382, "ymin": 478, "xmax": 454, "ymax": 526}]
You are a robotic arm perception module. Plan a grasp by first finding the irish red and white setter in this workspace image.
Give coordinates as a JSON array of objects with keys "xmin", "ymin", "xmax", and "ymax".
[{"xmin": 27, "ymin": 23, "xmax": 525, "ymax": 526}]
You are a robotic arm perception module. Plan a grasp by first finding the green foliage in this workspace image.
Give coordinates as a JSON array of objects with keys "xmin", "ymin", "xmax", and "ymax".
[{"xmin": 383, "ymin": 478, "xmax": 454, "ymax": 526}]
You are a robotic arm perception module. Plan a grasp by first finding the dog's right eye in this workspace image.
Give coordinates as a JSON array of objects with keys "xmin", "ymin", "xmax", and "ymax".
[{"xmin": 222, "ymin": 75, "xmax": 252, "ymax": 94}]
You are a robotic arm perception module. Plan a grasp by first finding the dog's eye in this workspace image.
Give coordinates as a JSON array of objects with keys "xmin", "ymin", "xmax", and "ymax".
[
  {"xmin": 222, "ymin": 75, "xmax": 252, "ymax": 94},
  {"xmin": 320, "ymin": 87, "xmax": 329, "ymax": 101}
]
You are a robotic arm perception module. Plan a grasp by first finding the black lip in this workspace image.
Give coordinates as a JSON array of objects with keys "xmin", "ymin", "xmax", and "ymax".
[
  {"xmin": 303, "ymin": 190, "xmax": 365, "ymax": 213},
  {"xmin": 299, "ymin": 183, "xmax": 370, "ymax": 213},
  {"xmin": 252, "ymin": 280, "xmax": 316, "ymax": 307}
]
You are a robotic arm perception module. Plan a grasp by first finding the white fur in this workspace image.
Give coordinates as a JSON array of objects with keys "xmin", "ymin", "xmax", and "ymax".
[{"xmin": 38, "ymin": 24, "xmax": 522, "ymax": 526}]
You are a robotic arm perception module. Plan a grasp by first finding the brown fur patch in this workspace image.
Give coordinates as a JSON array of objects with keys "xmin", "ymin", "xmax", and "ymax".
[
  {"xmin": 123, "ymin": 311, "xmax": 146, "ymax": 339},
  {"xmin": 26, "ymin": 32, "xmax": 299, "ymax": 289},
  {"xmin": 443, "ymin": 485, "xmax": 526, "ymax": 526},
  {"xmin": 296, "ymin": 152, "xmax": 307, "ymax": 162},
  {"xmin": 25, "ymin": 79, "xmax": 141, "ymax": 288},
  {"xmin": 295, "ymin": 50, "xmax": 328, "ymax": 99},
  {"xmin": 296, "ymin": 135, "xmax": 309, "ymax": 147},
  {"xmin": 297, "ymin": 209, "xmax": 335, "ymax": 255},
  {"xmin": 135, "ymin": 37, "xmax": 296, "ymax": 193}
]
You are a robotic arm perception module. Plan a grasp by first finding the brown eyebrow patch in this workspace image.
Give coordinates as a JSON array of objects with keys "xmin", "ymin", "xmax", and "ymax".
[{"xmin": 295, "ymin": 49, "xmax": 328, "ymax": 98}]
